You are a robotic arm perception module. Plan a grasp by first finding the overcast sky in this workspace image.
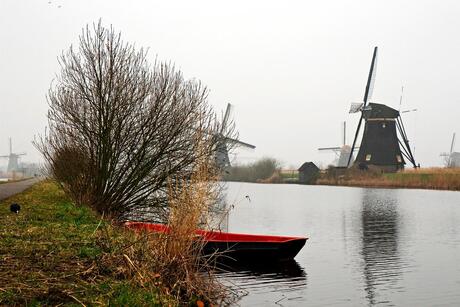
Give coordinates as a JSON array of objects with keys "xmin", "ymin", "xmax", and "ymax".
[{"xmin": 1, "ymin": 0, "xmax": 459, "ymax": 168}]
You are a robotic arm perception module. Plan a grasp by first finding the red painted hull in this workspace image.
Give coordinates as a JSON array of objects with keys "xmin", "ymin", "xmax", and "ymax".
[{"xmin": 124, "ymin": 222, "xmax": 308, "ymax": 261}]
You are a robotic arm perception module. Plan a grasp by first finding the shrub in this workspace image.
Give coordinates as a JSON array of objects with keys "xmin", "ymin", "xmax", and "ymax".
[
  {"xmin": 224, "ymin": 157, "xmax": 281, "ymax": 182},
  {"xmin": 35, "ymin": 22, "xmax": 227, "ymax": 220}
]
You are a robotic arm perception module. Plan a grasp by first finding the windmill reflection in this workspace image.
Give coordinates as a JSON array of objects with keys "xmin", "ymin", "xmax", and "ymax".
[{"xmin": 360, "ymin": 189, "xmax": 402, "ymax": 305}]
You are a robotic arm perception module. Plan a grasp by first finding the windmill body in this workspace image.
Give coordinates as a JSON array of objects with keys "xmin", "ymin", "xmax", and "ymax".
[
  {"xmin": 318, "ymin": 122, "xmax": 356, "ymax": 168},
  {"xmin": 451, "ymin": 153, "xmax": 460, "ymax": 167},
  {"xmin": 6, "ymin": 155, "xmax": 20, "ymax": 173},
  {"xmin": 441, "ymin": 133, "xmax": 459, "ymax": 167},
  {"xmin": 354, "ymin": 103, "xmax": 406, "ymax": 171},
  {"xmin": 215, "ymin": 141, "xmax": 231, "ymax": 169},
  {"xmin": 337, "ymin": 145, "xmax": 354, "ymax": 167}
]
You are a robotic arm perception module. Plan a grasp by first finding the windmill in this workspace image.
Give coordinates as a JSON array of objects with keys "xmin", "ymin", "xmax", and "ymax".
[
  {"xmin": 214, "ymin": 103, "xmax": 255, "ymax": 169},
  {"xmin": 440, "ymin": 133, "xmax": 459, "ymax": 168},
  {"xmin": 0, "ymin": 138, "xmax": 26, "ymax": 173},
  {"xmin": 318, "ymin": 121, "xmax": 357, "ymax": 167},
  {"xmin": 347, "ymin": 47, "xmax": 417, "ymax": 171}
]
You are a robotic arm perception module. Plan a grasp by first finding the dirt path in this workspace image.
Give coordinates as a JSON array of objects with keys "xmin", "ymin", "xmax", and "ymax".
[{"xmin": 0, "ymin": 178, "xmax": 42, "ymax": 201}]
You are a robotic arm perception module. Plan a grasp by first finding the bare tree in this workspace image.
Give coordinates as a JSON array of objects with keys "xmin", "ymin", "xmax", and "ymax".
[{"xmin": 35, "ymin": 22, "xmax": 231, "ymax": 221}]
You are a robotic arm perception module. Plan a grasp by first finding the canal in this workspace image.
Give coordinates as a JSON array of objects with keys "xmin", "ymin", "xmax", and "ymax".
[{"xmin": 217, "ymin": 182, "xmax": 460, "ymax": 306}]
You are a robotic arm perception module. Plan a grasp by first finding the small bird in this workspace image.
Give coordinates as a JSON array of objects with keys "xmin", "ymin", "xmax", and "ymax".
[{"xmin": 10, "ymin": 203, "xmax": 20, "ymax": 214}]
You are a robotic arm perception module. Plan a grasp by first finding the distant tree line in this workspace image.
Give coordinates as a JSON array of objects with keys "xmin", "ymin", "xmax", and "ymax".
[{"xmin": 223, "ymin": 157, "xmax": 281, "ymax": 183}]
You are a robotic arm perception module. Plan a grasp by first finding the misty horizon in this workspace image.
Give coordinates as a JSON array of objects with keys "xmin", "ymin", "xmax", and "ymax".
[{"xmin": 1, "ymin": 0, "xmax": 459, "ymax": 168}]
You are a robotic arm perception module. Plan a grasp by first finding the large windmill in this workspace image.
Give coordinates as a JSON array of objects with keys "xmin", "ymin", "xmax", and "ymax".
[
  {"xmin": 440, "ymin": 133, "xmax": 459, "ymax": 168},
  {"xmin": 0, "ymin": 138, "xmax": 26, "ymax": 173},
  {"xmin": 214, "ymin": 103, "xmax": 255, "ymax": 169},
  {"xmin": 318, "ymin": 121, "xmax": 357, "ymax": 167},
  {"xmin": 347, "ymin": 47, "xmax": 417, "ymax": 171}
]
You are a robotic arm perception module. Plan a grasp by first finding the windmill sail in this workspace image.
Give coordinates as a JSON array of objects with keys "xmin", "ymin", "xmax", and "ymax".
[
  {"xmin": 366, "ymin": 50, "xmax": 378, "ymax": 102},
  {"xmin": 349, "ymin": 103, "xmax": 363, "ymax": 113},
  {"xmin": 347, "ymin": 46, "xmax": 378, "ymax": 167},
  {"xmin": 220, "ymin": 103, "xmax": 233, "ymax": 134}
]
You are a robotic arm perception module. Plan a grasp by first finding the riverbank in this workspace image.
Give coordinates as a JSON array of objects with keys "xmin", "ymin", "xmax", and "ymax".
[
  {"xmin": 0, "ymin": 181, "xmax": 218, "ymax": 305},
  {"xmin": 316, "ymin": 168, "xmax": 460, "ymax": 191}
]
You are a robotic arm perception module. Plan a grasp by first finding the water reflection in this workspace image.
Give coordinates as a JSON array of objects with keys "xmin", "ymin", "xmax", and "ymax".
[
  {"xmin": 215, "ymin": 258, "xmax": 306, "ymax": 280},
  {"xmin": 360, "ymin": 189, "xmax": 402, "ymax": 305},
  {"xmin": 214, "ymin": 259, "xmax": 307, "ymax": 305}
]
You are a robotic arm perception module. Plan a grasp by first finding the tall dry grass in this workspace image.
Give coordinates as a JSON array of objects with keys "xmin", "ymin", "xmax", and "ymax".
[
  {"xmin": 317, "ymin": 167, "xmax": 460, "ymax": 191},
  {"xmin": 96, "ymin": 152, "xmax": 233, "ymax": 305}
]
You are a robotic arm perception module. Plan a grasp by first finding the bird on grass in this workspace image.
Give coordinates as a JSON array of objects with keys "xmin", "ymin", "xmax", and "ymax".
[{"xmin": 10, "ymin": 203, "xmax": 20, "ymax": 214}]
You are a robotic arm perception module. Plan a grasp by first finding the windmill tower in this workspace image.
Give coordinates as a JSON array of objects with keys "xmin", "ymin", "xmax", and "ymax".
[
  {"xmin": 0, "ymin": 138, "xmax": 26, "ymax": 173},
  {"xmin": 214, "ymin": 103, "xmax": 255, "ymax": 169},
  {"xmin": 318, "ymin": 121, "xmax": 357, "ymax": 167},
  {"xmin": 347, "ymin": 47, "xmax": 417, "ymax": 172},
  {"xmin": 440, "ymin": 133, "xmax": 459, "ymax": 168}
]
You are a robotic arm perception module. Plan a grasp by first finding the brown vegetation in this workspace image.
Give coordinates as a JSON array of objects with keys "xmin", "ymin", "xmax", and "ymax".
[{"xmin": 317, "ymin": 167, "xmax": 460, "ymax": 191}]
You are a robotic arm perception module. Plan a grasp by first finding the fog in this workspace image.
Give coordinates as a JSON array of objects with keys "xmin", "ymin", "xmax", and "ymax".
[{"xmin": 1, "ymin": 0, "xmax": 459, "ymax": 168}]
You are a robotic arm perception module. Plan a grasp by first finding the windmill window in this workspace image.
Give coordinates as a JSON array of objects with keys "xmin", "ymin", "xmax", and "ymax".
[
  {"xmin": 396, "ymin": 155, "xmax": 402, "ymax": 163},
  {"xmin": 365, "ymin": 154, "xmax": 372, "ymax": 161}
]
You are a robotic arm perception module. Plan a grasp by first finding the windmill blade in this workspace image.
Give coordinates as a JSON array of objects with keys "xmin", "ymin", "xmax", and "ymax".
[
  {"xmin": 318, "ymin": 147, "xmax": 342, "ymax": 151},
  {"xmin": 220, "ymin": 103, "xmax": 233, "ymax": 134},
  {"xmin": 398, "ymin": 86, "xmax": 404, "ymax": 111},
  {"xmin": 349, "ymin": 103, "xmax": 363, "ymax": 113},
  {"xmin": 365, "ymin": 47, "xmax": 378, "ymax": 103},
  {"xmin": 401, "ymin": 109, "xmax": 417, "ymax": 114},
  {"xmin": 347, "ymin": 46, "xmax": 378, "ymax": 167},
  {"xmin": 224, "ymin": 137, "xmax": 256, "ymax": 149},
  {"xmin": 450, "ymin": 133, "xmax": 456, "ymax": 155}
]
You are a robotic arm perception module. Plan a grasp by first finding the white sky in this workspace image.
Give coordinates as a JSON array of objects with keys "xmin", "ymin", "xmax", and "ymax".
[{"xmin": 0, "ymin": 0, "xmax": 459, "ymax": 168}]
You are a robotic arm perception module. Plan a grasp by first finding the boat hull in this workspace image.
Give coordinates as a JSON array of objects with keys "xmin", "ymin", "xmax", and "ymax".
[
  {"xmin": 203, "ymin": 239, "xmax": 307, "ymax": 262},
  {"xmin": 124, "ymin": 222, "xmax": 307, "ymax": 262}
]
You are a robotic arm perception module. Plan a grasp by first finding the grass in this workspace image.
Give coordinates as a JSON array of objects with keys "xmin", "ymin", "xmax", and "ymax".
[
  {"xmin": 0, "ymin": 180, "xmax": 225, "ymax": 306},
  {"xmin": 279, "ymin": 170, "xmax": 299, "ymax": 181},
  {"xmin": 317, "ymin": 167, "xmax": 460, "ymax": 191}
]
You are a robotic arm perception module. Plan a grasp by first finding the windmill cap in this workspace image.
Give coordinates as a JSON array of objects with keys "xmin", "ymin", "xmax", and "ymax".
[{"xmin": 363, "ymin": 103, "xmax": 399, "ymax": 119}]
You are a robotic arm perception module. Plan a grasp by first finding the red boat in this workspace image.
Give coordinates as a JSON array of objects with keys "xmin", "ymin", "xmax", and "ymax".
[{"xmin": 124, "ymin": 222, "xmax": 308, "ymax": 261}]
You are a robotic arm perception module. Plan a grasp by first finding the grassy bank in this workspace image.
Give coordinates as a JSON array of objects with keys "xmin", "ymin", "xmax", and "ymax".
[
  {"xmin": 0, "ymin": 181, "xmax": 217, "ymax": 306},
  {"xmin": 316, "ymin": 168, "xmax": 460, "ymax": 191}
]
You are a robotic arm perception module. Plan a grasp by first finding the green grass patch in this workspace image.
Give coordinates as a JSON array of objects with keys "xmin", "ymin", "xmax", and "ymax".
[{"xmin": 0, "ymin": 180, "xmax": 165, "ymax": 306}]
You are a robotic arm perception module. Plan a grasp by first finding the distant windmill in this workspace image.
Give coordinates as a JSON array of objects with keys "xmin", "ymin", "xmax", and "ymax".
[
  {"xmin": 347, "ymin": 47, "xmax": 417, "ymax": 171},
  {"xmin": 318, "ymin": 121, "xmax": 357, "ymax": 167},
  {"xmin": 0, "ymin": 138, "xmax": 26, "ymax": 173},
  {"xmin": 214, "ymin": 103, "xmax": 255, "ymax": 169},
  {"xmin": 440, "ymin": 133, "xmax": 459, "ymax": 168}
]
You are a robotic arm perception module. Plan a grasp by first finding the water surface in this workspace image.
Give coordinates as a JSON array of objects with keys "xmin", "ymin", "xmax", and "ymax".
[{"xmin": 217, "ymin": 183, "xmax": 460, "ymax": 306}]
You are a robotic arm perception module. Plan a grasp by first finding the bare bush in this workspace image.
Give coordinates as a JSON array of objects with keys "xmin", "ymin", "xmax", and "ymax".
[{"xmin": 35, "ymin": 22, "xmax": 230, "ymax": 220}]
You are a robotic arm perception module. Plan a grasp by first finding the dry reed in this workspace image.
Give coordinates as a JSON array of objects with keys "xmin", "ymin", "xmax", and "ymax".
[
  {"xmin": 96, "ymin": 154, "xmax": 233, "ymax": 305},
  {"xmin": 317, "ymin": 167, "xmax": 460, "ymax": 191}
]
